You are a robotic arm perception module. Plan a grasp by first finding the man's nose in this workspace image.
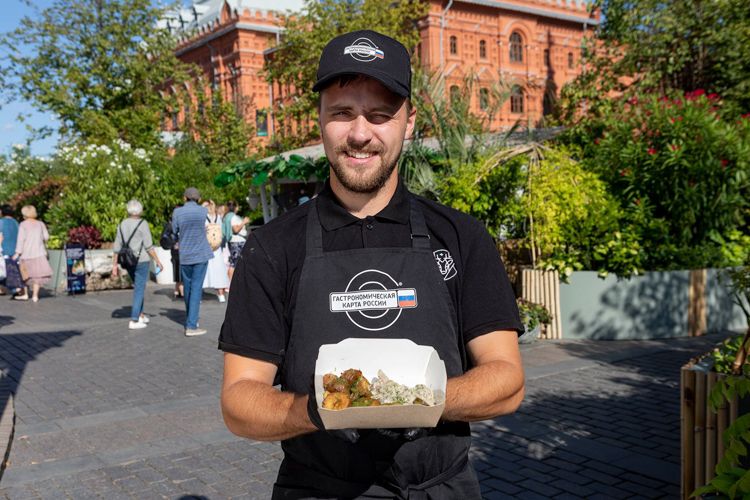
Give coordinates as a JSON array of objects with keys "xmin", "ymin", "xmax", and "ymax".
[{"xmin": 347, "ymin": 115, "xmax": 372, "ymax": 146}]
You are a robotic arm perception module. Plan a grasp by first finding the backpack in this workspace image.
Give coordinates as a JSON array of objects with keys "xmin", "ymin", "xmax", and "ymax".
[
  {"xmin": 117, "ymin": 219, "xmax": 144, "ymax": 273},
  {"xmin": 160, "ymin": 220, "xmax": 177, "ymax": 250},
  {"xmin": 205, "ymin": 216, "xmax": 222, "ymax": 251}
]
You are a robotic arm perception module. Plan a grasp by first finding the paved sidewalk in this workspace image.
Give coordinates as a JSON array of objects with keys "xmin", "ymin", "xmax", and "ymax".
[{"xmin": 0, "ymin": 284, "xmax": 729, "ymax": 499}]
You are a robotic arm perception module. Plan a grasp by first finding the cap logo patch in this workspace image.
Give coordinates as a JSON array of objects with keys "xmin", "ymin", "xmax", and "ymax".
[{"xmin": 343, "ymin": 37, "xmax": 384, "ymax": 62}]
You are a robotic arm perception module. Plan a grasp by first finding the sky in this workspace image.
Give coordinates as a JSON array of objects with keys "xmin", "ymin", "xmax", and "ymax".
[{"xmin": 0, "ymin": 0, "xmax": 59, "ymax": 158}]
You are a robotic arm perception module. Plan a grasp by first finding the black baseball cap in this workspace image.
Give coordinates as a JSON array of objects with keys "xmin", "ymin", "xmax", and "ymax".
[{"xmin": 313, "ymin": 30, "xmax": 411, "ymax": 98}]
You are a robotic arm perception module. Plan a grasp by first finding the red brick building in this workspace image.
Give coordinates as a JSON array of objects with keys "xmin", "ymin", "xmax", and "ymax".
[{"xmin": 168, "ymin": 0, "xmax": 598, "ymax": 143}]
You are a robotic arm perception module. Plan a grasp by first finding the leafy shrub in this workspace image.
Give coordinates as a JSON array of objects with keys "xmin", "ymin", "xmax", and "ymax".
[
  {"xmin": 564, "ymin": 90, "xmax": 750, "ymax": 270},
  {"xmin": 517, "ymin": 299, "xmax": 552, "ymax": 330},
  {"xmin": 67, "ymin": 225, "xmax": 102, "ymax": 249}
]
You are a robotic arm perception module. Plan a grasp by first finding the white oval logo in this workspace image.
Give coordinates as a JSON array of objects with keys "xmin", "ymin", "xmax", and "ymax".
[{"xmin": 343, "ymin": 37, "xmax": 385, "ymax": 62}]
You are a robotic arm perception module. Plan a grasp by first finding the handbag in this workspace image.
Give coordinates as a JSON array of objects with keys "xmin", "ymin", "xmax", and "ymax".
[
  {"xmin": 0, "ymin": 255, "xmax": 5, "ymax": 281},
  {"xmin": 18, "ymin": 260, "xmax": 29, "ymax": 281},
  {"xmin": 160, "ymin": 220, "xmax": 177, "ymax": 250},
  {"xmin": 117, "ymin": 219, "xmax": 144, "ymax": 273}
]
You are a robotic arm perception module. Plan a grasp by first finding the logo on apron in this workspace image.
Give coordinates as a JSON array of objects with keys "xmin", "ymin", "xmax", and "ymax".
[
  {"xmin": 433, "ymin": 249, "xmax": 457, "ymax": 281},
  {"xmin": 329, "ymin": 269, "xmax": 418, "ymax": 331}
]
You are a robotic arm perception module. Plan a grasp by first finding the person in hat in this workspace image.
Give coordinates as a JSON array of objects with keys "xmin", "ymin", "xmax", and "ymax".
[
  {"xmin": 219, "ymin": 30, "xmax": 524, "ymax": 498},
  {"xmin": 172, "ymin": 187, "xmax": 214, "ymax": 336}
]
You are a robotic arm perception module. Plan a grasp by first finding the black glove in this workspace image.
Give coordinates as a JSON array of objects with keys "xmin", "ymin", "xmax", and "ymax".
[
  {"xmin": 307, "ymin": 393, "xmax": 360, "ymax": 443},
  {"xmin": 376, "ymin": 427, "xmax": 429, "ymax": 441}
]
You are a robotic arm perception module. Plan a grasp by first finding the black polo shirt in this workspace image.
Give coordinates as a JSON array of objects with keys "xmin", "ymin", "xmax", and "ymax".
[{"xmin": 219, "ymin": 178, "xmax": 522, "ymax": 367}]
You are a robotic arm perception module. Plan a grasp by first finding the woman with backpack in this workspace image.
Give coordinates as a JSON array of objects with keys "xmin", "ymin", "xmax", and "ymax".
[
  {"xmin": 112, "ymin": 199, "xmax": 163, "ymax": 330},
  {"xmin": 201, "ymin": 199, "xmax": 229, "ymax": 303},
  {"xmin": 12, "ymin": 205, "xmax": 53, "ymax": 302}
]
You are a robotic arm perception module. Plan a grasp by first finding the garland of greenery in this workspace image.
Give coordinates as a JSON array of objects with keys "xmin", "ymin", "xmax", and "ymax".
[{"xmin": 213, "ymin": 154, "xmax": 330, "ymax": 188}]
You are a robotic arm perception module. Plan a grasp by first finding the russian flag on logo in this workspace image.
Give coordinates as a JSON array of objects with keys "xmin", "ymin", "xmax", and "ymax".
[{"xmin": 397, "ymin": 289, "xmax": 417, "ymax": 308}]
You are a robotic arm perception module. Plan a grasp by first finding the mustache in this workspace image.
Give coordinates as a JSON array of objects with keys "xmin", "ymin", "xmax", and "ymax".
[{"xmin": 334, "ymin": 144, "xmax": 383, "ymax": 155}]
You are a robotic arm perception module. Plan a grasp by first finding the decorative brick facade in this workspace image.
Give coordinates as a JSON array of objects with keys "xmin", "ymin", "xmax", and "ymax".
[{"xmin": 170, "ymin": 0, "xmax": 598, "ymax": 144}]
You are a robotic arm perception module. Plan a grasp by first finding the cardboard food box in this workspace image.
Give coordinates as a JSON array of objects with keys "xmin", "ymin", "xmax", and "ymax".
[{"xmin": 314, "ymin": 338, "xmax": 447, "ymax": 429}]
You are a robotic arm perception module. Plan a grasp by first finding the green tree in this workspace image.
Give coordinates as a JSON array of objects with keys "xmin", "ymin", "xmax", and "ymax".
[
  {"xmin": 561, "ymin": 0, "xmax": 750, "ymax": 120},
  {"xmin": 264, "ymin": 0, "xmax": 428, "ymax": 151},
  {"xmin": 0, "ymin": 0, "xmax": 191, "ymax": 147}
]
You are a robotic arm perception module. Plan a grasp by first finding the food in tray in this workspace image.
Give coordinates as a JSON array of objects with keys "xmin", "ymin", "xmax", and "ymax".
[{"xmin": 321, "ymin": 369, "xmax": 435, "ymax": 410}]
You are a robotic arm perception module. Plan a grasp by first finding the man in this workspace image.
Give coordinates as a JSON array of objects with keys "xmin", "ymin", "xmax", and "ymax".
[
  {"xmin": 172, "ymin": 187, "xmax": 214, "ymax": 336},
  {"xmin": 219, "ymin": 30, "xmax": 524, "ymax": 498}
]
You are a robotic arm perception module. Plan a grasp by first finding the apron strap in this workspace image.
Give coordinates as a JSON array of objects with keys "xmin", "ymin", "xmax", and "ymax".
[
  {"xmin": 409, "ymin": 199, "xmax": 431, "ymax": 250},
  {"xmin": 305, "ymin": 198, "xmax": 324, "ymax": 257}
]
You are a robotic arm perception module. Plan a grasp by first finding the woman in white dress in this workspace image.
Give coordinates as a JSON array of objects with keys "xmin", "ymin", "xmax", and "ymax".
[{"xmin": 201, "ymin": 200, "xmax": 230, "ymax": 302}]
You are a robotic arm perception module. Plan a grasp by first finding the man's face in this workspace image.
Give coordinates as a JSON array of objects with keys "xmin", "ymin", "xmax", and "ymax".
[{"xmin": 319, "ymin": 77, "xmax": 416, "ymax": 194}]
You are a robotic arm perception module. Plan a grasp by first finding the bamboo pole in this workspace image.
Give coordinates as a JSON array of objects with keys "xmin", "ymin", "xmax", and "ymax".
[
  {"xmin": 682, "ymin": 367, "xmax": 696, "ymax": 500},
  {"xmin": 694, "ymin": 373, "xmax": 706, "ymax": 491},
  {"xmin": 705, "ymin": 372, "xmax": 717, "ymax": 484}
]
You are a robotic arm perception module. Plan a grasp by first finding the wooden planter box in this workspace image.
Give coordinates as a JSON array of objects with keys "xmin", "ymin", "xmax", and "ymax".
[{"xmin": 681, "ymin": 362, "xmax": 743, "ymax": 499}]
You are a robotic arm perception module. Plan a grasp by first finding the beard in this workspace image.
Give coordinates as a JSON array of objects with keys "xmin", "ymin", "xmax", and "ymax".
[{"xmin": 329, "ymin": 144, "xmax": 401, "ymax": 194}]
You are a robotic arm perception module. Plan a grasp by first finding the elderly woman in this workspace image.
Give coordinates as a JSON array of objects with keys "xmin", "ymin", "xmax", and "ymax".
[
  {"xmin": 112, "ymin": 199, "xmax": 163, "ymax": 330},
  {"xmin": 12, "ymin": 205, "xmax": 53, "ymax": 302}
]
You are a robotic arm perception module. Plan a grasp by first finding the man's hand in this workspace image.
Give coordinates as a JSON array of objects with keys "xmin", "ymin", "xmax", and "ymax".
[{"xmin": 111, "ymin": 265, "xmax": 119, "ymax": 277}]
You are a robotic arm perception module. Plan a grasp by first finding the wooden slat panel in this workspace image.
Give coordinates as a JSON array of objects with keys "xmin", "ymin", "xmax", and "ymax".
[
  {"xmin": 681, "ymin": 367, "xmax": 696, "ymax": 499},
  {"xmin": 705, "ymin": 372, "xmax": 718, "ymax": 485}
]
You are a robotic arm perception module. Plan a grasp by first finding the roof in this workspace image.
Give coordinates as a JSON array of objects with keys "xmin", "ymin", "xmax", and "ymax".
[{"xmin": 158, "ymin": 0, "xmax": 305, "ymax": 34}]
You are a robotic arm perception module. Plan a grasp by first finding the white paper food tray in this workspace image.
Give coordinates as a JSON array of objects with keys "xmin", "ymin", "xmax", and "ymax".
[{"xmin": 314, "ymin": 338, "xmax": 447, "ymax": 429}]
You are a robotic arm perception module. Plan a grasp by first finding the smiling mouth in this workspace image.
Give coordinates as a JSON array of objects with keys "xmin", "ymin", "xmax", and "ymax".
[{"xmin": 346, "ymin": 150, "xmax": 376, "ymax": 159}]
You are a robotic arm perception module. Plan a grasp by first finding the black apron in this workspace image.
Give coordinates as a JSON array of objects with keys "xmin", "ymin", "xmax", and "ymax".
[{"xmin": 272, "ymin": 199, "xmax": 481, "ymax": 500}]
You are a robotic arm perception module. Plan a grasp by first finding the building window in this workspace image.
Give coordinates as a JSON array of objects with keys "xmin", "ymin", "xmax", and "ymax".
[
  {"xmin": 450, "ymin": 36, "xmax": 457, "ymax": 55},
  {"xmin": 544, "ymin": 49, "xmax": 550, "ymax": 67},
  {"xmin": 509, "ymin": 32, "xmax": 523, "ymax": 62},
  {"xmin": 479, "ymin": 88, "xmax": 489, "ymax": 111},
  {"xmin": 171, "ymin": 111, "xmax": 179, "ymax": 130},
  {"xmin": 449, "ymin": 85, "xmax": 460, "ymax": 104},
  {"xmin": 510, "ymin": 85, "xmax": 524, "ymax": 113},
  {"xmin": 479, "ymin": 40, "xmax": 487, "ymax": 59},
  {"xmin": 256, "ymin": 109, "xmax": 268, "ymax": 137},
  {"xmin": 568, "ymin": 52, "xmax": 574, "ymax": 69}
]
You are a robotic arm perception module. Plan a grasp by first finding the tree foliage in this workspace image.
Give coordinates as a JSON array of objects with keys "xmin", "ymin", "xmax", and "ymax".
[
  {"xmin": 0, "ymin": 0, "xmax": 191, "ymax": 147},
  {"xmin": 263, "ymin": 0, "xmax": 428, "ymax": 151},
  {"xmin": 560, "ymin": 0, "xmax": 750, "ymax": 121}
]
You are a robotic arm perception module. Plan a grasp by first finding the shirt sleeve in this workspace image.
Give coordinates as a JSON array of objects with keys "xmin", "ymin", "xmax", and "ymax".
[
  {"xmin": 219, "ymin": 233, "xmax": 288, "ymax": 365},
  {"xmin": 460, "ymin": 221, "xmax": 523, "ymax": 342},
  {"xmin": 15, "ymin": 223, "xmax": 26, "ymax": 256},
  {"xmin": 114, "ymin": 222, "xmax": 125, "ymax": 252},
  {"xmin": 141, "ymin": 221, "xmax": 154, "ymax": 252}
]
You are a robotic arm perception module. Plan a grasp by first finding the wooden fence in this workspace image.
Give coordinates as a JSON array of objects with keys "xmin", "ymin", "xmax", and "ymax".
[
  {"xmin": 681, "ymin": 364, "xmax": 739, "ymax": 499},
  {"xmin": 521, "ymin": 268, "xmax": 562, "ymax": 339}
]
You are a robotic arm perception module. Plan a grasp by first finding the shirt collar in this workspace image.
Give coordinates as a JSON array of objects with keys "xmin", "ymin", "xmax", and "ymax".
[{"xmin": 317, "ymin": 177, "xmax": 411, "ymax": 231}]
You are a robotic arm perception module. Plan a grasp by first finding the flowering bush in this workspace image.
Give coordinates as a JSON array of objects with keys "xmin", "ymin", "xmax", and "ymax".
[
  {"xmin": 46, "ymin": 140, "xmax": 173, "ymax": 241},
  {"xmin": 67, "ymin": 225, "xmax": 102, "ymax": 249},
  {"xmin": 565, "ymin": 90, "xmax": 750, "ymax": 270}
]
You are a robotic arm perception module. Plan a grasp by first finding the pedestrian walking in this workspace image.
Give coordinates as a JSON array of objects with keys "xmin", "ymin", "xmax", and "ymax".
[
  {"xmin": 111, "ymin": 199, "xmax": 163, "ymax": 330},
  {"xmin": 219, "ymin": 30, "xmax": 524, "ymax": 498},
  {"xmin": 201, "ymin": 199, "xmax": 229, "ymax": 302},
  {"xmin": 12, "ymin": 205, "xmax": 53, "ymax": 302},
  {"xmin": 226, "ymin": 213, "xmax": 248, "ymax": 283},
  {"xmin": 172, "ymin": 187, "xmax": 213, "ymax": 336},
  {"xmin": 0, "ymin": 204, "xmax": 20, "ymax": 296}
]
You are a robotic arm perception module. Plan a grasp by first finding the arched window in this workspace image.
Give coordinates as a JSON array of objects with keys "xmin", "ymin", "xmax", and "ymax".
[
  {"xmin": 479, "ymin": 40, "xmax": 487, "ymax": 59},
  {"xmin": 449, "ymin": 85, "xmax": 460, "ymax": 103},
  {"xmin": 568, "ymin": 52, "xmax": 574, "ymax": 69},
  {"xmin": 510, "ymin": 85, "xmax": 524, "ymax": 113},
  {"xmin": 450, "ymin": 36, "xmax": 457, "ymax": 55},
  {"xmin": 509, "ymin": 32, "xmax": 523, "ymax": 62},
  {"xmin": 479, "ymin": 88, "xmax": 489, "ymax": 111}
]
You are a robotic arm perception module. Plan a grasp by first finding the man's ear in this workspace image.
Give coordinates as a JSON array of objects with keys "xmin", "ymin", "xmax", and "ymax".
[{"xmin": 404, "ymin": 102, "xmax": 416, "ymax": 140}]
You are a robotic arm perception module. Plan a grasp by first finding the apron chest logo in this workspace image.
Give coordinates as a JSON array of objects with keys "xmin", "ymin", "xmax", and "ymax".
[
  {"xmin": 330, "ymin": 288, "xmax": 417, "ymax": 312},
  {"xmin": 330, "ymin": 269, "xmax": 418, "ymax": 331}
]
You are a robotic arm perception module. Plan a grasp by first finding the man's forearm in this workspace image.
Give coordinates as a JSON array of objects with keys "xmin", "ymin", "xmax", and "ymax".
[
  {"xmin": 221, "ymin": 379, "xmax": 316, "ymax": 441},
  {"xmin": 442, "ymin": 360, "xmax": 524, "ymax": 422}
]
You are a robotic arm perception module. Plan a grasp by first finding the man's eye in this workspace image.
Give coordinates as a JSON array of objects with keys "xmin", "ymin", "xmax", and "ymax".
[{"xmin": 370, "ymin": 114, "xmax": 391, "ymax": 124}]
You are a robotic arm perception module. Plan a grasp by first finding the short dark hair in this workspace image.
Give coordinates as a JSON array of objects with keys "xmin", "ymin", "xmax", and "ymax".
[
  {"xmin": 0, "ymin": 204, "xmax": 13, "ymax": 217},
  {"xmin": 227, "ymin": 201, "xmax": 237, "ymax": 213}
]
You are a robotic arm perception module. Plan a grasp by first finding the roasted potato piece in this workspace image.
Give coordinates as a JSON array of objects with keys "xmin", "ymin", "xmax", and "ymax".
[
  {"xmin": 350, "ymin": 376, "xmax": 371, "ymax": 399},
  {"xmin": 323, "ymin": 373, "xmax": 338, "ymax": 392},
  {"xmin": 322, "ymin": 392, "xmax": 351, "ymax": 410},
  {"xmin": 329, "ymin": 376, "xmax": 350, "ymax": 393},
  {"xmin": 341, "ymin": 369, "xmax": 363, "ymax": 385}
]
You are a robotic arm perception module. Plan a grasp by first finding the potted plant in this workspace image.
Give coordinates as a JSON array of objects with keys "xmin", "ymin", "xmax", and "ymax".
[{"xmin": 516, "ymin": 298, "xmax": 552, "ymax": 343}]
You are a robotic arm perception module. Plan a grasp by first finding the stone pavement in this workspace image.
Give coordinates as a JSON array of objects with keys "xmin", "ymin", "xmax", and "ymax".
[{"xmin": 0, "ymin": 283, "xmax": 729, "ymax": 499}]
